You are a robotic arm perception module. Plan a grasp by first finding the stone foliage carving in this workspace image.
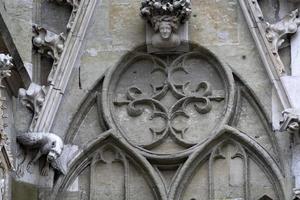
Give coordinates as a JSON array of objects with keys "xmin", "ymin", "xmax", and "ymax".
[
  {"xmin": 16, "ymin": 132, "xmax": 64, "ymax": 176},
  {"xmin": 265, "ymin": 9, "xmax": 300, "ymax": 73},
  {"xmin": 18, "ymin": 83, "xmax": 47, "ymax": 129},
  {"xmin": 280, "ymin": 108, "xmax": 300, "ymax": 135},
  {"xmin": 49, "ymin": 0, "xmax": 81, "ymax": 31},
  {"xmin": 32, "ymin": 25, "xmax": 65, "ymax": 82},
  {"xmin": 140, "ymin": 0, "xmax": 192, "ymax": 49},
  {"xmin": 266, "ymin": 9, "xmax": 300, "ymax": 53}
]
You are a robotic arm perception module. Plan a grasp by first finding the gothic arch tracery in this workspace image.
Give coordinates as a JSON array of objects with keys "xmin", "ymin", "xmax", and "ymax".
[{"xmin": 54, "ymin": 44, "xmax": 285, "ymax": 200}]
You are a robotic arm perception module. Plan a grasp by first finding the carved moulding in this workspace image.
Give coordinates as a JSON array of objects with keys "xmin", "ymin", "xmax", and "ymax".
[
  {"xmin": 51, "ymin": 130, "xmax": 167, "ymax": 200},
  {"xmin": 32, "ymin": 0, "xmax": 97, "ymax": 133},
  {"xmin": 32, "ymin": 25, "xmax": 65, "ymax": 83},
  {"xmin": 102, "ymin": 46, "xmax": 235, "ymax": 158},
  {"xmin": 51, "ymin": 128, "xmax": 285, "ymax": 200}
]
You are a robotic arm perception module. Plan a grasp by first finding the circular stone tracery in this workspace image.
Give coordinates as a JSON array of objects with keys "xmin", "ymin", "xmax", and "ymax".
[{"xmin": 102, "ymin": 48, "xmax": 235, "ymax": 157}]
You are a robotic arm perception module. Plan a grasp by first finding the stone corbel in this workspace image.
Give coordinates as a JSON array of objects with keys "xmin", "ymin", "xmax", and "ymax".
[
  {"xmin": 280, "ymin": 109, "xmax": 300, "ymax": 199},
  {"xmin": 18, "ymin": 83, "xmax": 47, "ymax": 130},
  {"xmin": 140, "ymin": 0, "xmax": 192, "ymax": 51},
  {"xmin": 49, "ymin": 0, "xmax": 81, "ymax": 31},
  {"xmin": 32, "ymin": 25, "xmax": 65, "ymax": 82},
  {"xmin": 265, "ymin": 9, "xmax": 300, "ymax": 74}
]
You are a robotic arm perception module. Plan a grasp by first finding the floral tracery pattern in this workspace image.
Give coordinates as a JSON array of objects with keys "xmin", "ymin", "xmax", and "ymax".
[{"xmin": 113, "ymin": 53, "xmax": 226, "ymax": 149}]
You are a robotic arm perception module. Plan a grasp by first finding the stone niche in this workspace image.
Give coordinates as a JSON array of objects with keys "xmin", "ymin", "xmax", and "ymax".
[{"xmin": 52, "ymin": 44, "xmax": 284, "ymax": 200}]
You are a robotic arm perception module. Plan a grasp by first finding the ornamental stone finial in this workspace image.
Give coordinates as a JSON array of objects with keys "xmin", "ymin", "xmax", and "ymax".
[{"xmin": 140, "ymin": 0, "xmax": 192, "ymax": 49}]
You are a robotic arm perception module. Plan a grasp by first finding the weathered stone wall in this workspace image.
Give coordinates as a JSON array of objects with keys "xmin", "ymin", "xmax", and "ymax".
[{"xmin": 2, "ymin": 0, "xmax": 299, "ymax": 199}]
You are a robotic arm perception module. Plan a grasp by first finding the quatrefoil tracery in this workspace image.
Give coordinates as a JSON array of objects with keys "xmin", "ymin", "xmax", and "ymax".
[{"xmin": 113, "ymin": 54, "xmax": 226, "ymax": 149}]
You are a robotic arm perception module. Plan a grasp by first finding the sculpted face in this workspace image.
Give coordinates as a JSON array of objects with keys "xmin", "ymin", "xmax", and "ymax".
[
  {"xmin": 159, "ymin": 21, "xmax": 172, "ymax": 39},
  {"xmin": 46, "ymin": 138, "xmax": 64, "ymax": 162}
]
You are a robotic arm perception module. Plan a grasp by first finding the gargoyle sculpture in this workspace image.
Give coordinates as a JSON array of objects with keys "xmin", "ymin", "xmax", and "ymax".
[{"xmin": 17, "ymin": 132, "xmax": 64, "ymax": 176}]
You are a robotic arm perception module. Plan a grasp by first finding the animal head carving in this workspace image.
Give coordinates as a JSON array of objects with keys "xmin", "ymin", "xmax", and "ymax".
[{"xmin": 46, "ymin": 134, "xmax": 64, "ymax": 163}]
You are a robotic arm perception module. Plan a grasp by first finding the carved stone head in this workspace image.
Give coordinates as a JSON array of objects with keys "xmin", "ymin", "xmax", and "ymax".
[
  {"xmin": 141, "ymin": 0, "xmax": 191, "ymax": 48},
  {"xmin": 153, "ymin": 16, "xmax": 178, "ymax": 40}
]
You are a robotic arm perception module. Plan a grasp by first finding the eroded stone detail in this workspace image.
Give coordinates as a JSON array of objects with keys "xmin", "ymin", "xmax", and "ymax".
[
  {"xmin": 266, "ymin": 9, "xmax": 300, "ymax": 53},
  {"xmin": 18, "ymin": 83, "xmax": 47, "ymax": 130},
  {"xmin": 140, "ymin": 0, "xmax": 191, "ymax": 49},
  {"xmin": 280, "ymin": 108, "xmax": 300, "ymax": 134},
  {"xmin": 266, "ymin": 9, "xmax": 300, "ymax": 73},
  {"xmin": 32, "ymin": 25, "xmax": 65, "ymax": 82},
  {"xmin": 0, "ymin": 54, "xmax": 13, "ymax": 79},
  {"xmin": 16, "ymin": 132, "xmax": 64, "ymax": 176},
  {"xmin": 49, "ymin": 0, "xmax": 81, "ymax": 31}
]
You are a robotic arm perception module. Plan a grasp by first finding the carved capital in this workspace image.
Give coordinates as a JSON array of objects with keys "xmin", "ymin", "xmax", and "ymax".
[
  {"xmin": 18, "ymin": 83, "xmax": 47, "ymax": 128},
  {"xmin": 140, "ymin": 0, "xmax": 191, "ymax": 49}
]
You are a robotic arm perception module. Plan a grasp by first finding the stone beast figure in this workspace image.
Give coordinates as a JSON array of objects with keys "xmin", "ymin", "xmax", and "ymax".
[{"xmin": 17, "ymin": 132, "xmax": 64, "ymax": 176}]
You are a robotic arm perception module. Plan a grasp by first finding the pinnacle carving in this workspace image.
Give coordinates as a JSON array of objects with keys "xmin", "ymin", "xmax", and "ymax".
[
  {"xmin": 140, "ymin": 0, "xmax": 192, "ymax": 49},
  {"xmin": 32, "ymin": 25, "xmax": 65, "ymax": 82}
]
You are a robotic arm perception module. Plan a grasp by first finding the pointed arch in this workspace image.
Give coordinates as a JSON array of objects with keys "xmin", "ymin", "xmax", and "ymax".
[
  {"xmin": 231, "ymin": 72, "xmax": 283, "ymax": 170},
  {"xmin": 51, "ymin": 130, "xmax": 167, "ymax": 200},
  {"xmin": 64, "ymin": 74, "xmax": 108, "ymax": 144},
  {"xmin": 169, "ymin": 125, "xmax": 285, "ymax": 200}
]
